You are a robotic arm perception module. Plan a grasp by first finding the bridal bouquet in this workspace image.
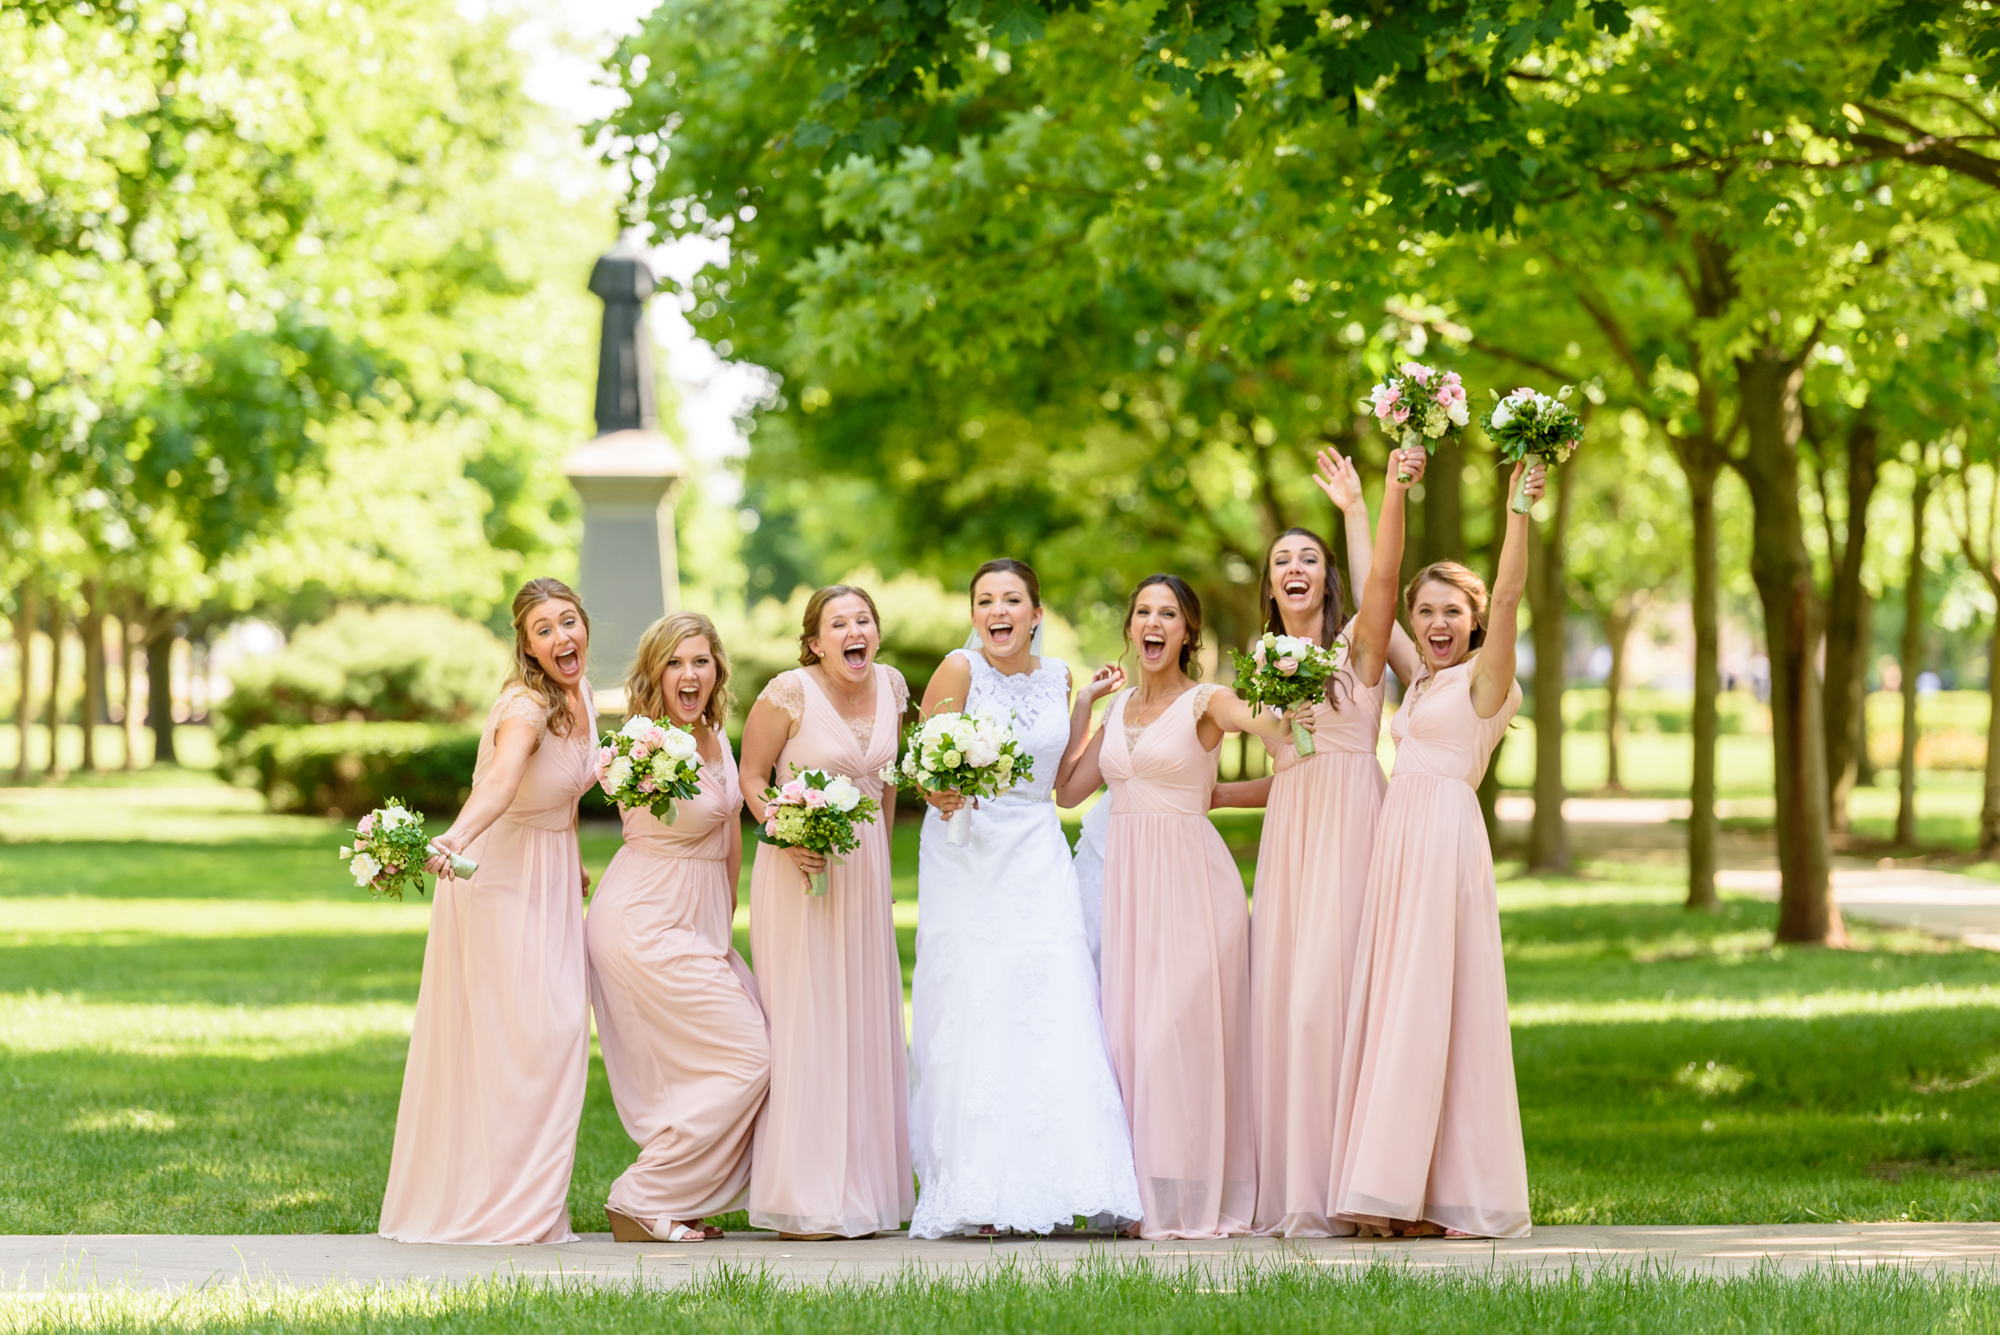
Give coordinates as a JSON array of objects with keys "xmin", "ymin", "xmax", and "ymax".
[
  {"xmin": 339, "ymin": 799, "xmax": 475, "ymax": 901},
  {"xmin": 759, "ymin": 767, "xmax": 880, "ymax": 896},
  {"xmin": 1367, "ymin": 361, "xmax": 1471, "ymax": 482},
  {"xmin": 890, "ymin": 710, "xmax": 1035, "ymax": 846},
  {"xmin": 595, "ymin": 714, "xmax": 703, "ymax": 825},
  {"xmin": 1484, "ymin": 385, "xmax": 1582, "ymax": 514},
  {"xmin": 1230, "ymin": 633, "xmax": 1343, "ymax": 757}
]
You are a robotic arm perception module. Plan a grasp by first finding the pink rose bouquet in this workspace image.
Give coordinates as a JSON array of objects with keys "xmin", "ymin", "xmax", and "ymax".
[
  {"xmin": 1229, "ymin": 632, "xmax": 1343, "ymax": 757},
  {"xmin": 596, "ymin": 713, "xmax": 703, "ymax": 825},
  {"xmin": 339, "ymin": 798, "xmax": 473, "ymax": 901},
  {"xmin": 1366, "ymin": 361, "xmax": 1471, "ymax": 482},
  {"xmin": 758, "ymin": 766, "xmax": 880, "ymax": 896}
]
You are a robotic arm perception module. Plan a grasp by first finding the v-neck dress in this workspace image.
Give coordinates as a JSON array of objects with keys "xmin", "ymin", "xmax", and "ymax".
[
  {"xmin": 745, "ymin": 665, "xmax": 913, "ymax": 1237},
  {"xmin": 379, "ymin": 683, "xmax": 597, "ymax": 1245},
  {"xmin": 1330, "ymin": 657, "xmax": 1530, "ymax": 1238},
  {"xmin": 1098, "ymin": 684, "xmax": 1254, "ymax": 1239}
]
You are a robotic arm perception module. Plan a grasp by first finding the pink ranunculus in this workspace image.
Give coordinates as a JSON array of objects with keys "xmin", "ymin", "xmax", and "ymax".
[
  {"xmin": 1392, "ymin": 406, "xmax": 1410, "ymax": 423},
  {"xmin": 1515, "ymin": 386, "xmax": 1534, "ymax": 398},
  {"xmin": 804, "ymin": 787, "xmax": 828, "ymax": 809},
  {"xmin": 645, "ymin": 726, "xmax": 669, "ymax": 750},
  {"xmin": 1442, "ymin": 370, "xmax": 1462, "ymax": 387},
  {"xmin": 780, "ymin": 779, "xmax": 808, "ymax": 804},
  {"xmin": 764, "ymin": 819, "xmax": 778, "ymax": 839},
  {"xmin": 1401, "ymin": 361, "xmax": 1431, "ymax": 384},
  {"xmin": 629, "ymin": 740, "xmax": 650, "ymax": 762},
  {"xmin": 358, "ymin": 813, "xmax": 377, "ymax": 836},
  {"xmin": 638, "ymin": 778, "xmax": 657, "ymax": 793},
  {"xmin": 1436, "ymin": 381, "xmax": 1466, "ymax": 406},
  {"xmin": 596, "ymin": 745, "xmax": 616, "ymax": 768},
  {"xmin": 1276, "ymin": 657, "xmax": 1299, "ymax": 676}
]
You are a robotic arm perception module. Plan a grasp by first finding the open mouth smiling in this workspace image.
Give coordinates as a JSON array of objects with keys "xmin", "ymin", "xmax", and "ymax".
[{"xmin": 1282, "ymin": 577, "xmax": 1312, "ymax": 598}]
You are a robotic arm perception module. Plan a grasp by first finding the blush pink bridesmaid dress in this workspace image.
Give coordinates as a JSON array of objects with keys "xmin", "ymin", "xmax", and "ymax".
[
  {"xmin": 1099, "ymin": 684, "xmax": 1254, "ymax": 1240},
  {"xmin": 1248, "ymin": 619, "xmax": 1388, "ymax": 1237},
  {"xmin": 379, "ymin": 684, "xmax": 597, "ymax": 1245},
  {"xmin": 1331, "ymin": 658, "xmax": 1531, "ymax": 1238},
  {"xmin": 586, "ymin": 744, "xmax": 770, "ymax": 1235},
  {"xmin": 745, "ymin": 665, "xmax": 912, "ymax": 1237}
]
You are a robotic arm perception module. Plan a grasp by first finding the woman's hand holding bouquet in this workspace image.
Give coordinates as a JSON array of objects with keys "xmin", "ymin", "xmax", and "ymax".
[
  {"xmin": 890, "ymin": 709, "xmax": 1035, "ymax": 846},
  {"xmin": 596, "ymin": 714, "xmax": 703, "ymax": 825},
  {"xmin": 759, "ymin": 767, "xmax": 881, "ymax": 895},
  {"xmin": 1229, "ymin": 633, "xmax": 1343, "ymax": 758}
]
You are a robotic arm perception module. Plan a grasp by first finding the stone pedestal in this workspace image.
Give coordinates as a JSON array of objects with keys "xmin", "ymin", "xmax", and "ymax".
[{"xmin": 563, "ymin": 428, "xmax": 683, "ymax": 701}]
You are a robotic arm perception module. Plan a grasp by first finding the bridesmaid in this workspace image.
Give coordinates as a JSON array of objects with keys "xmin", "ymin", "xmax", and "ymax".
[
  {"xmin": 1055, "ymin": 574, "xmax": 1287, "ymax": 1240},
  {"xmin": 382, "ymin": 578, "xmax": 597, "ymax": 1245},
  {"xmin": 738, "ymin": 585, "xmax": 912, "ymax": 1239},
  {"xmin": 1248, "ymin": 448, "xmax": 1424, "ymax": 1237},
  {"xmin": 1331, "ymin": 452, "xmax": 1545, "ymax": 1240},
  {"xmin": 586, "ymin": 612, "xmax": 770, "ymax": 1244}
]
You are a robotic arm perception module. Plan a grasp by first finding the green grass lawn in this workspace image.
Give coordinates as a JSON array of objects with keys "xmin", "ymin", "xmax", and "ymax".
[
  {"xmin": 8, "ymin": 1262, "xmax": 1999, "ymax": 1335},
  {"xmin": 1, "ymin": 785, "xmax": 1998, "ymax": 1238}
]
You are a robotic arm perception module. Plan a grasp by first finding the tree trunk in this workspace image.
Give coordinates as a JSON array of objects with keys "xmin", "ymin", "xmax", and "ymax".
[
  {"xmin": 1601, "ymin": 598, "xmax": 1634, "ymax": 793},
  {"xmin": 1822, "ymin": 420, "xmax": 1879, "ymax": 836},
  {"xmin": 11, "ymin": 580, "xmax": 37, "ymax": 784},
  {"xmin": 1526, "ymin": 468, "xmax": 1572, "ymax": 872},
  {"xmin": 43, "ymin": 600, "xmax": 67, "ymax": 781},
  {"xmin": 1981, "ymin": 610, "xmax": 2000, "ymax": 858},
  {"xmin": 81, "ymin": 581, "xmax": 104, "ymax": 773},
  {"xmin": 120, "ymin": 601, "xmax": 141, "ymax": 770},
  {"xmin": 1900, "ymin": 473, "xmax": 1932, "ymax": 850},
  {"xmin": 1855, "ymin": 590, "xmax": 1878, "ymax": 790},
  {"xmin": 145, "ymin": 616, "xmax": 179, "ymax": 767},
  {"xmin": 1733, "ymin": 349, "xmax": 1841, "ymax": 945},
  {"xmin": 1686, "ymin": 457, "xmax": 1722, "ymax": 911},
  {"xmin": 1419, "ymin": 435, "xmax": 1465, "ymax": 571}
]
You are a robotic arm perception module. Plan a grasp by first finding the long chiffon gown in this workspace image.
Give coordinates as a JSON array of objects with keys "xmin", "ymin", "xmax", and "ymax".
[
  {"xmin": 586, "ymin": 743, "xmax": 770, "ymax": 1234},
  {"xmin": 746, "ymin": 665, "xmax": 913, "ymax": 1237},
  {"xmin": 907, "ymin": 650, "xmax": 1141, "ymax": 1238},
  {"xmin": 379, "ymin": 684, "xmax": 596, "ymax": 1244},
  {"xmin": 1331, "ymin": 657, "xmax": 1531, "ymax": 1238},
  {"xmin": 1249, "ymin": 620, "xmax": 1388, "ymax": 1237},
  {"xmin": 1099, "ymin": 684, "xmax": 1254, "ymax": 1239}
]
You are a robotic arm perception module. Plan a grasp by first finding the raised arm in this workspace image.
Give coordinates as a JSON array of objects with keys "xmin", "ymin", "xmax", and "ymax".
[
  {"xmin": 1318, "ymin": 447, "xmax": 1421, "ymax": 684},
  {"xmin": 1055, "ymin": 664, "xmax": 1124, "ymax": 807},
  {"xmin": 1472, "ymin": 459, "xmax": 1545, "ymax": 719},
  {"xmin": 425, "ymin": 714, "xmax": 538, "ymax": 879},
  {"xmin": 1351, "ymin": 447, "xmax": 1424, "ymax": 688}
]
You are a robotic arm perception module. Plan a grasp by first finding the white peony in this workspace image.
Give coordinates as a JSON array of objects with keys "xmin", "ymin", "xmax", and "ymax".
[
  {"xmin": 1489, "ymin": 401, "xmax": 1514, "ymax": 429},
  {"xmin": 661, "ymin": 727, "xmax": 698, "ymax": 761},
  {"xmin": 965, "ymin": 739, "xmax": 1001, "ymax": 768},
  {"xmin": 824, "ymin": 777, "xmax": 862, "ymax": 812},
  {"xmin": 350, "ymin": 853, "xmax": 382, "ymax": 886},
  {"xmin": 922, "ymin": 715, "xmax": 954, "ymax": 741},
  {"xmin": 380, "ymin": 805, "xmax": 415, "ymax": 830},
  {"xmin": 604, "ymin": 756, "xmax": 634, "ymax": 792},
  {"xmin": 620, "ymin": 714, "xmax": 654, "ymax": 740},
  {"xmin": 950, "ymin": 721, "xmax": 976, "ymax": 750},
  {"xmin": 1448, "ymin": 399, "xmax": 1470, "ymax": 427}
]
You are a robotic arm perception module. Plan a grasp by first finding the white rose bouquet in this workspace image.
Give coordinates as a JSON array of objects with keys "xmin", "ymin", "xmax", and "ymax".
[
  {"xmin": 595, "ymin": 714, "xmax": 703, "ymax": 826},
  {"xmin": 339, "ymin": 799, "xmax": 474, "ymax": 901},
  {"xmin": 759, "ymin": 766, "xmax": 882, "ymax": 896},
  {"xmin": 1229, "ymin": 633, "xmax": 1344, "ymax": 758},
  {"xmin": 889, "ymin": 709, "xmax": 1036, "ymax": 846},
  {"xmin": 1366, "ymin": 361, "xmax": 1470, "ymax": 482},
  {"xmin": 1484, "ymin": 385, "xmax": 1583, "ymax": 514}
]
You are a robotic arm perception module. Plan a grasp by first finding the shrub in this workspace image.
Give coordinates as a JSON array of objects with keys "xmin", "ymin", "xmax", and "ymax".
[
  {"xmin": 231, "ymin": 722, "xmax": 481, "ymax": 817},
  {"xmin": 219, "ymin": 606, "xmax": 512, "ymax": 747}
]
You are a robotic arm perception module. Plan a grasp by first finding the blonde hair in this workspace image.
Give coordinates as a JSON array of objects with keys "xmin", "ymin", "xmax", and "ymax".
[
  {"xmin": 1403, "ymin": 561, "xmax": 1489, "ymax": 651},
  {"xmin": 797, "ymin": 584, "xmax": 882, "ymax": 665},
  {"xmin": 625, "ymin": 611, "xmax": 733, "ymax": 733},
  {"xmin": 505, "ymin": 577, "xmax": 590, "ymax": 737}
]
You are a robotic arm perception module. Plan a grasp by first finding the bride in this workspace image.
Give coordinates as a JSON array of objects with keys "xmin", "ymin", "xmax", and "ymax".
[{"xmin": 907, "ymin": 558, "xmax": 1143, "ymax": 1238}]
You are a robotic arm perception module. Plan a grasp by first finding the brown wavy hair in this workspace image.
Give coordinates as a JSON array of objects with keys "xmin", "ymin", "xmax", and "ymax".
[
  {"xmin": 626, "ymin": 611, "xmax": 732, "ymax": 734},
  {"xmin": 505, "ymin": 577, "xmax": 590, "ymax": 737},
  {"xmin": 970, "ymin": 557, "xmax": 1042, "ymax": 608},
  {"xmin": 1262, "ymin": 527, "xmax": 1351, "ymax": 710},
  {"xmin": 797, "ymin": 584, "xmax": 882, "ymax": 665},
  {"xmin": 1404, "ymin": 561, "xmax": 1489, "ymax": 652},
  {"xmin": 1123, "ymin": 573, "xmax": 1204, "ymax": 679}
]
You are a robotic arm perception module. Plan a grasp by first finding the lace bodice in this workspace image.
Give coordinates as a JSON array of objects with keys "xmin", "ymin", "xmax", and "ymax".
[
  {"xmin": 760, "ymin": 667, "xmax": 909, "ymax": 747},
  {"xmin": 959, "ymin": 649, "xmax": 1069, "ymax": 804},
  {"xmin": 1123, "ymin": 683, "xmax": 1217, "ymax": 753}
]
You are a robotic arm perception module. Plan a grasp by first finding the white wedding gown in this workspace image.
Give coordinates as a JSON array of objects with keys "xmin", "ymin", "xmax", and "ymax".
[{"xmin": 908, "ymin": 650, "xmax": 1143, "ymax": 1238}]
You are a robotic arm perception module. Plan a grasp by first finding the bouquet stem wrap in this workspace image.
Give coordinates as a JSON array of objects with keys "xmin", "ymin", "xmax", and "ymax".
[
  {"xmin": 946, "ymin": 807, "xmax": 972, "ymax": 846},
  {"xmin": 1511, "ymin": 466, "xmax": 1541, "ymax": 515},
  {"xmin": 803, "ymin": 854, "xmax": 846, "ymax": 897},
  {"xmin": 427, "ymin": 841, "xmax": 478, "ymax": 879},
  {"xmin": 1291, "ymin": 717, "xmax": 1318, "ymax": 758}
]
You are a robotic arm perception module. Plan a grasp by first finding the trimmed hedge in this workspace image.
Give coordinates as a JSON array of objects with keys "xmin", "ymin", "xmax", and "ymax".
[{"xmin": 230, "ymin": 722, "xmax": 481, "ymax": 817}]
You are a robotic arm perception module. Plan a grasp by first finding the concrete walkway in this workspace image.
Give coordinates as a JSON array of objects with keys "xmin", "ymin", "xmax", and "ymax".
[{"xmin": 4, "ymin": 1226, "xmax": 2000, "ymax": 1292}]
